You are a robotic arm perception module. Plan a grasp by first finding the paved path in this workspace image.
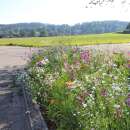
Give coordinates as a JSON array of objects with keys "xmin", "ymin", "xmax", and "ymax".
[
  {"xmin": 0, "ymin": 46, "xmax": 39, "ymax": 130},
  {"xmin": 0, "ymin": 46, "xmax": 40, "ymax": 69},
  {"xmin": 0, "ymin": 44, "xmax": 129, "ymax": 130},
  {"xmin": 0, "ymin": 69, "xmax": 31, "ymax": 130}
]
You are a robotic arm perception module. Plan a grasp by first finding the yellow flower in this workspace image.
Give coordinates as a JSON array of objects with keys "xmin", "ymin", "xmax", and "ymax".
[{"xmin": 66, "ymin": 81, "xmax": 74, "ymax": 89}]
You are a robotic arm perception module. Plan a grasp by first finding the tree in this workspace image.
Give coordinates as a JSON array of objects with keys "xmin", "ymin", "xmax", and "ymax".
[
  {"xmin": 30, "ymin": 30, "xmax": 40, "ymax": 37},
  {"xmin": 126, "ymin": 23, "xmax": 130, "ymax": 30},
  {"xmin": 124, "ymin": 23, "xmax": 130, "ymax": 33},
  {"xmin": 39, "ymin": 28, "xmax": 48, "ymax": 37},
  {"xmin": 0, "ymin": 21, "xmax": 128, "ymax": 37}
]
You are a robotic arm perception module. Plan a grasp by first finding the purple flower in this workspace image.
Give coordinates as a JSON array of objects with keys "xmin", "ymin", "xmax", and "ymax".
[
  {"xmin": 80, "ymin": 50, "xmax": 90, "ymax": 63},
  {"xmin": 126, "ymin": 93, "xmax": 130, "ymax": 107},
  {"xmin": 37, "ymin": 61, "xmax": 44, "ymax": 67},
  {"xmin": 36, "ymin": 58, "xmax": 49, "ymax": 67},
  {"xmin": 126, "ymin": 98, "xmax": 130, "ymax": 107}
]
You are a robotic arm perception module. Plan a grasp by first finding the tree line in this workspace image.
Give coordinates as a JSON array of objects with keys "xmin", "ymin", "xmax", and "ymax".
[
  {"xmin": 123, "ymin": 22, "xmax": 130, "ymax": 33},
  {"xmin": 0, "ymin": 21, "xmax": 129, "ymax": 38}
]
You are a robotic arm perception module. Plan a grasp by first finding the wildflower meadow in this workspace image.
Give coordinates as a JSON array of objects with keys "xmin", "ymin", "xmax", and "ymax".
[{"xmin": 21, "ymin": 47, "xmax": 130, "ymax": 130}]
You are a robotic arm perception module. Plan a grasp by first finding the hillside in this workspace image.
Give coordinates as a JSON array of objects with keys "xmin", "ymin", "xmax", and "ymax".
[{"xmin": 0, "ymin": 21, "xmax": 129, "ymax": 38}]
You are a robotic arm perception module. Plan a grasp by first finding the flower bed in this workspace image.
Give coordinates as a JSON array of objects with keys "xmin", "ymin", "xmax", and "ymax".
[{"xmin": 25, "ymin": 47, "xmax": 129, "ymax": 130}]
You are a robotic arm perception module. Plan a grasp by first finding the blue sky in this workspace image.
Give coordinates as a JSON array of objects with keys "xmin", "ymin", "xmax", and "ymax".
[{"xmin": 0, "ymin": 0, "xmax": 130, "ymax": 25}]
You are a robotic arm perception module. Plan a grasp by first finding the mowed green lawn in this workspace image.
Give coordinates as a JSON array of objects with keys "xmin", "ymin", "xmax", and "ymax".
[{"xmin": 0, "ymin": 33, "xmax": 130, "ymax": 47}]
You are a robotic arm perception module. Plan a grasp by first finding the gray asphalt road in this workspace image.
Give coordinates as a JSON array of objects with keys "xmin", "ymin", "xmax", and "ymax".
[
  {"xmin": 0, "ymin": 46, "xmax": 40, "ymax": 69},
  {"xmin": 0, "ymin": 46, "xmax": 39, "ymax": 130}
]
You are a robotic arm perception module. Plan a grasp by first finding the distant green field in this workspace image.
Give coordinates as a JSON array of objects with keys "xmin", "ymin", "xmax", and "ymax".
[{"xmin": 0, "ymin": 33, "xmax": 130, "ymax": 47}]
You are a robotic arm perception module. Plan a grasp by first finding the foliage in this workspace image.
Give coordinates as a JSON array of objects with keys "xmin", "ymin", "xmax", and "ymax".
[
  {"xmin": 0, "ymin": 21, "xmax": 128, "ymax": 38},
  {"xmin": 124, "ymin": 23, "xmax": 130, "ymax": 34},
  {"xmin": 0, "ymin": 33, "xmax": 130, "ymax": 47},
  {"xmin": 22, "ymin": 47, "xmax": 129, "ymax": 130}
]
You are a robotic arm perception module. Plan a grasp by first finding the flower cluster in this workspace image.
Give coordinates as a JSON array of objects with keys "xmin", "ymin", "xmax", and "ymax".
[
  {"xmin": 36, "ymin": 58, "xmax": 49, "ymax": 67},
  {"xmin": 80, "ymin": 50, "xmax": 90, "ymax": 63},
  {"xmin": 23, "ymin": 47, "xmax": 129, "ymax": 130}
]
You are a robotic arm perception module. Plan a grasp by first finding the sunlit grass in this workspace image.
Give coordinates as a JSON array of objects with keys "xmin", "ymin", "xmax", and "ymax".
[{"xmin": 0, "ymin": 33, "xmax": 130, "ymax": 47}]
